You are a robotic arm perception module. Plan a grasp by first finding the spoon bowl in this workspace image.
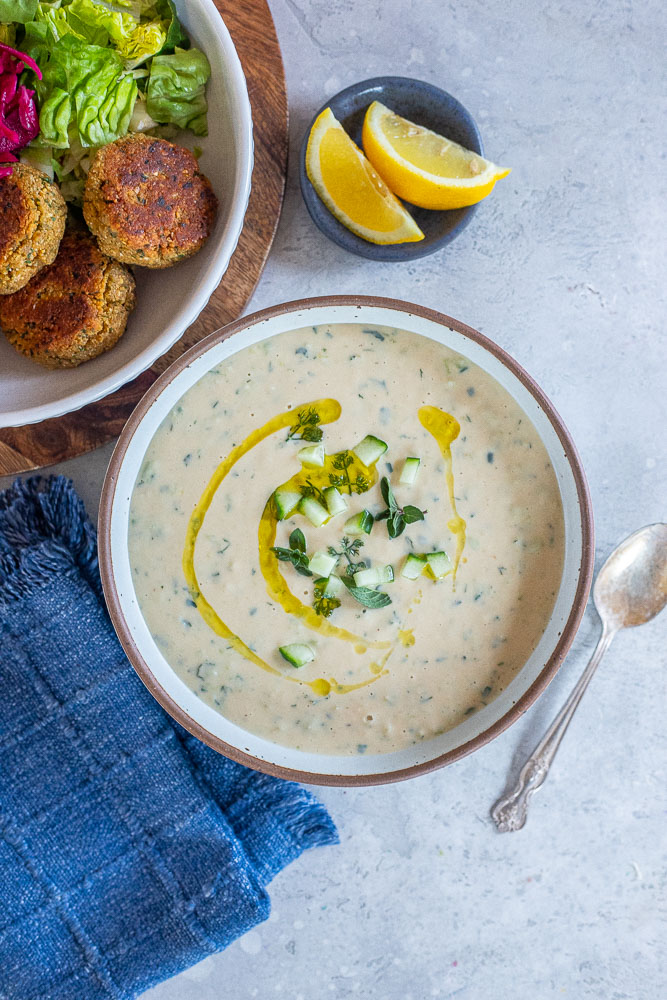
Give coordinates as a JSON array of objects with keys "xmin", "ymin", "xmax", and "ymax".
[{"xmin": 594, "ymin": 523, "xmax": 667, "ymax": 630}]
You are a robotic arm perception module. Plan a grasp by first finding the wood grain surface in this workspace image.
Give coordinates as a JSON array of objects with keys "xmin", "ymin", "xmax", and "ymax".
[{"xmin": 0, "ymin": 0, "xmax": 288, "ymax": 475}]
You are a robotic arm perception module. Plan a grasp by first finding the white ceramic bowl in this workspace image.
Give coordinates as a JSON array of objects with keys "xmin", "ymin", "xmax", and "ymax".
[
  {"xmin": 0, "ymin": 0, "xmax": 253, "ymax": 428},
  {"xmin": 99, "ymin": 297, "xmax": 595, "ymax": 786}
]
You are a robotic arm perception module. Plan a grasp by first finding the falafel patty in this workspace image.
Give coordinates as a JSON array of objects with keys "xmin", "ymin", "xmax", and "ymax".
[
  {"xmin": 0, "ymin": 162, "xmax": 67, "ymax": 295},
  {"xmin": 83, "ymin": 134, "xmax": 218, "ymax": 268},
  {"xmin": 0, "ymin": 229, "xmax": 136, "ymax": 369}
]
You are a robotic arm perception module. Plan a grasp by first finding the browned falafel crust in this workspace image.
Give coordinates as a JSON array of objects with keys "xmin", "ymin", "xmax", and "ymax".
[
  {"xmin": 0, "ymin": 229, "xmax": 136, "ymax": 369},
  {"xmin": 83, "ymin": 134, "xmax": 218, "ymax": 268},
  {"xmin": 0, "ymin": 162, "xmax": 67, "ymax": 295}
]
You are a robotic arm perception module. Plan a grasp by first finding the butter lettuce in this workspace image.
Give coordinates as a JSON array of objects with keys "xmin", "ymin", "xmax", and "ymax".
[
  {"xmin": 0, "ymin": 0, "xmax": 39, "ymax": 23},
  {"xmin": 38, "ymin": 85, "xmax": 70, "ymax": 146},
  {"xmin": 66, "ymin": 0, "xmax": 167, "ymax": 67},
  {"xmin": 122, "ymin": 0, "xmax": 188, "ymax": 52},
  {"xmin": 160, "ymin": 0, "xmax": 188, "ymax": 52},
  {"xmin": 37, "ymin": 34, "xmax": 137, "ymax": 147},
  {"xmin": 146, "ymin": 47, "xmax": 210, "ymax": 135},
  {"xmin": 36, "ymin": 2, "xmax": 110, "ymax": 47},
  {"xmin": 20, "ymin": 3, "xmax": 108, "ymax": 70}
]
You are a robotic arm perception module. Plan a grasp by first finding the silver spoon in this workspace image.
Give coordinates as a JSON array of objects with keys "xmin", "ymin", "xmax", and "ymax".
[{"xmin": 491, "ymin": 523, "xmax": 667, "ymax": 833}]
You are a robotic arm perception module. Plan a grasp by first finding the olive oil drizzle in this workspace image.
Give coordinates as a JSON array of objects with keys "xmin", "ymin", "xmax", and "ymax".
[
  {"xmin": 418, "ymin": 405, "xmax": 467, "ymax": 580},
  {"xmin": 183, "ymin": 399, "xmax": 388, "ymax": 697}
]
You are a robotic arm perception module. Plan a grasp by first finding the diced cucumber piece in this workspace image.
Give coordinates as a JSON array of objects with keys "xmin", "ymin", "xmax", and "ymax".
[
  {"xmin": 298, "ymin": 443, "xmax": 325, "ymax": 467},
  {"xmin": 426, "ymin": 551, "xmax": 453, "ymax": 580},
  {"xmin": 344, "ymin": 509, "xmax": 374, "ymax": 535},
  {"xmin": 401, "ymin": 553, "xmax": 427, "ymax": 580},
  {"xmin": 309, "ymin": 550, "xmax": 338, "ymax": 577},
  {"xmin": 399, "ymin": 456, "xmax": 421, "ymax": 486},
  {"xmin": 322, "ymin": 574, "xmax": 344, "ymax": 598},
  {"xmin": 353, "ymin": 565, "xmax": 394, "ymax": 588},
  {"xmin": 352, "ymin": 434, "xmax": 388, "ymax": 467},
  {"xmin": 279, "ymin": 643, "xmax": 315, "ymax": 668},
  {"xmin": 323, "ymin": 486, "xmax": 348, "ymax": 517},
  {"xmin": 298, "ymin": 496, "xmax": 329, "ymax": 527},
  {"xmin": 274, "ymin": 488, "xmax": 302, "ymax": 520}
]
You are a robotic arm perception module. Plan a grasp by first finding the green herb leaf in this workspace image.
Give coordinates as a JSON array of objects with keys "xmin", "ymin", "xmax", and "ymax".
[
  {"xmin": 289, "ymin": 528, "xmax": 306, "ymax": 553},
  {"xmin": 380, "ymin": 476, "xmax": 396, "ymax": 510},
  {"xmin": 341, "ymin": 575, "xmax": 392, "ymax": 609},
  {"xmin": 286, "ymin": 407, "xmax": 323, "ymax": 442},
  {"xmin": 300, "ymin": 479, "xmax": 327, "ymax": 505},
  {"xmin": 332, "ymin": 452, "xmax": 353, "ymax": 471},
  {"xmin": 377, "ymin": 477, "xmax": 426, "ymax": 539},
  {"xmin": 387, "ymin": 513, "xmax": 405, "ymax": 539},
  {"xmin": 327, "ymin": 450, "xmax": 371, "ymax": 495},
  {"xmin": 271, "ymin": 530, "xmax": 312, "ymax": 576},
  {"xmin": 300, "ymin": 425, "xmax": 323, "ymax": 443},
  {"xmin": 328, "ymin": 536, "xmax": 365, "ymax": 571},
  {"xmin": 271, "ymin": 548, "xmax": 312, "ymax": 577}
]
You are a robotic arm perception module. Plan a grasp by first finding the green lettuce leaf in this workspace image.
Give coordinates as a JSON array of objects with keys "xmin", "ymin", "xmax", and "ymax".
[
  {"xmin": 146, "ymin": 47, "xmax": 210, "ymax": 135},
  {"xmin": 124, "ymin": 0, "xmax": 188, "ymax": 49},
  {"xmin": 160, "ymin": 0, "xmax": 188, "ymax": 52},
  {"xmin": 66, "ymin": 0, "xmax": 167, "ymax": 67},
  {"xmin": 37, "ymin": 34, "xmax": 137, "ymax": 147},
  {"xmin": 38, "ymin": 86, "xmax": 70, "ymax": 146},
  {"xmin": 0, "ymin": 0, "xmax": 38, "ymax": 23},
  {"xmin": 19, "ymin": 20, "xmax": 50, "ymax": 68},
  {"xmin": 35, "ymin": 2, "xmax": 110, "ymax": 47}
]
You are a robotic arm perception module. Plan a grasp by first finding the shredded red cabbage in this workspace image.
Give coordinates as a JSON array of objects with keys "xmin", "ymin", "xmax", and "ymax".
[{"xmin": 0, "ymin": 43, "xmax": 42, "ymax": 179}]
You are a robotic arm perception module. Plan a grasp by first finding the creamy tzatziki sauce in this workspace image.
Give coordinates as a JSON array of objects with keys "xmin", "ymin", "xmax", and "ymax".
[{"xmin": 128, "ymin": 323, "xmax": 564, "ymax": 755}]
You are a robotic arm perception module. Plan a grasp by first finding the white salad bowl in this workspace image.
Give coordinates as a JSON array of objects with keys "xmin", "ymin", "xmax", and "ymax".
[
  {"xmin": 99, "ymin": 296, "xmax": 595, "ymax": 786},
  {"xmin": 0, "ymin": 0, "xmax": 253, "ymax": 428}
]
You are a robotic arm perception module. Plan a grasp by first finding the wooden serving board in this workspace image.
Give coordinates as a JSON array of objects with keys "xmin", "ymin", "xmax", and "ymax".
[{"xmin": 0, "ymin": 0, "xmax": 287, "ymax": 476}]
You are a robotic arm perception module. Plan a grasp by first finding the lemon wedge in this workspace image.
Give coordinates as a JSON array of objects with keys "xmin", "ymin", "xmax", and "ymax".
[
  {"xmin": 362, "ymin": 100, "xmax": 511, "ymax": 210},
  {"xmin": 305, "ymin": 107, "xmax": 424, "ymax": 245}
]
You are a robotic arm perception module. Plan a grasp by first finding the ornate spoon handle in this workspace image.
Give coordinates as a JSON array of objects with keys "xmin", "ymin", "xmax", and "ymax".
[{"xmin": 491, "ymin": 626, "xmax": 616, "ymax": 832}]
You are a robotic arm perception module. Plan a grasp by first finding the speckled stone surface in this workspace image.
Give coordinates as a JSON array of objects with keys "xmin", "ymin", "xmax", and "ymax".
[{"xmin": 3, "ymin": 1, "xmax": 665, "ymax": 997}]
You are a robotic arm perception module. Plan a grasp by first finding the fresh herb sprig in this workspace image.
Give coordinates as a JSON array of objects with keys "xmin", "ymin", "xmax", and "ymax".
[
  {"xmin": 327, "ymin": 536, "xmax": 366, "ymax": 574},
  {"xmin": 300, "ymin": 479, "xmax": 327, "ymax": 504},
  {"xmin": 312, "ymin": 579, "xmax": 341, "ymax": 618},
  {"xmin": 325, "ymin": 536, "xmax": 391, "ymax": 608},
  {"xmin": 340, "ymin": 576, "xmax": 392, "ymax": 609},
  {"xmin": 328, "ymin": 451, "xmax": 370, "ymax": 495},
  {"xmin": 271, "ymin": 528, "xmax": 312, "ymax": 577},
  {"xmin": 286, "ymin": 407, "xmax": 323, "ymax": 442},
  {"xmin": 375, "ymin": 477, "xmax": 426, "ymax": 538}
]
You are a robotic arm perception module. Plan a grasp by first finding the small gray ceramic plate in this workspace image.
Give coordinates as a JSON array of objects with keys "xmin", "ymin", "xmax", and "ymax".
[{"xmin": 299, "ymin": 76, "xmax": 484, "ymax": 262}]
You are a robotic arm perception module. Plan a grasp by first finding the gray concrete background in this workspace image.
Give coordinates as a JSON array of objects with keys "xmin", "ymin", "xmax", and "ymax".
[{"xmin": 3, "ymin": 1, "xmax": 665, "ymax": 997}]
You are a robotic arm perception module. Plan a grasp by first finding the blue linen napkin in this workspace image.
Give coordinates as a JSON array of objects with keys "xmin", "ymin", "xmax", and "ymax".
[{"xmin": 0, "ymin": 476, "xmax": 337, "ymax": 1000}]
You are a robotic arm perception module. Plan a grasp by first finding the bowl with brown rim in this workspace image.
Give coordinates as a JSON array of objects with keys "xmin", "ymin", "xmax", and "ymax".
[{"xmin": 99, "ymin": 296, "xmax": 594, "ymax": 786}]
